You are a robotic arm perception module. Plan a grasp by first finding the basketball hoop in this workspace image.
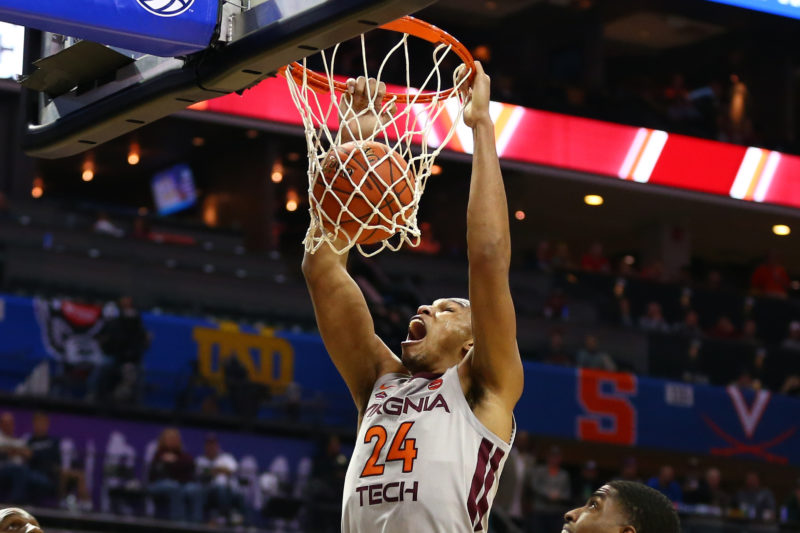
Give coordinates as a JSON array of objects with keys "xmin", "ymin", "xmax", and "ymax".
[{"xmin": 279, "ymin": 16, "xmax": 474, "ymax": 257}]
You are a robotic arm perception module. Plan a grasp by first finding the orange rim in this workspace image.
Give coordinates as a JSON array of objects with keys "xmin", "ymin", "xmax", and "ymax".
[{"xmin": 278, "ymin": 16, "xmax": 475, "ymax": 104}]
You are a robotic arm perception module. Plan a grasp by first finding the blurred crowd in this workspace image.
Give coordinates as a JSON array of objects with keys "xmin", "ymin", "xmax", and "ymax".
[
  {"xmin": 491, "ymin": 434, "xmax": 800, "ymax": 533},
  {"xmin": 0, "ymin": 409, "xmax": 347, "ymax": 531},
  {"xmin": 4, "ymin": 411, "xmax": 800, "ymax": 532},
  {"xmin": 531, "ymin": 239, "xmax": 800, "ymax": 397}
]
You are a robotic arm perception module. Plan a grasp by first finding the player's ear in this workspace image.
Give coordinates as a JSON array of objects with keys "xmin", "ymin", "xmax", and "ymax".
[
  {"xmin": 620, "ymin": 525, "xmax": 636, "ymax": 533},
  {"xmin": 461, "ymin": 339, "xmax": 474, "ymax": 358}
]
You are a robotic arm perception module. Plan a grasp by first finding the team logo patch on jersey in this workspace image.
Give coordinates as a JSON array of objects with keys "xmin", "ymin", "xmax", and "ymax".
[
  {"xmin": 428, "ymin": 378, "xmax": 443, "ymax": 390},
  {"xmin": 379, "ymin": 384, "xmax": 396, "ymax": 390},
  {"xmin": 375, "ymin": 392, "xmax": 387, "ymax": 399}
]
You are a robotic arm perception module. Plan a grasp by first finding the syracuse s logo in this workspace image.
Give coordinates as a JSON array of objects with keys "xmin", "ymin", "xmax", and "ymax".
[{"xmin": 136, "ymin": 0, "xmax": 195, "ymax": 17}]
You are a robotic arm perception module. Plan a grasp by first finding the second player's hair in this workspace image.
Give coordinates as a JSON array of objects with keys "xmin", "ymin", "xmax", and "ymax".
[{"xmin": 607, "ymin": 480, "xmax": 681, "ymax": 533}]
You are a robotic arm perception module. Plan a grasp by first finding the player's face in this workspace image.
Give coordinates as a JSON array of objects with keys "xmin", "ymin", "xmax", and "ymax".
[
  {"xmin": 563, "ymin": 485, "xmax": 633, "ymax": 533},
  {"xmin": 401, "ymin": 298, "xmax": 472, "ymax": 369},
  {"xmin": 0, "ymin": 508, "xmax": 43, "ymax": 533}
]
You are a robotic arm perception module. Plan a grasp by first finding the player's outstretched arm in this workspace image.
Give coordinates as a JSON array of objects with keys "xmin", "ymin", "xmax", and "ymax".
[
  {"xmin": 460, "ymin": 62, "xmax": 523, "ymax": 409},
  {"xmin": 302, "ymin": 77, "xmax": 404, "ymax": 413},
  {"xmin": 302, "ymin": 244, "xmax": 402, "ymax": 412}
]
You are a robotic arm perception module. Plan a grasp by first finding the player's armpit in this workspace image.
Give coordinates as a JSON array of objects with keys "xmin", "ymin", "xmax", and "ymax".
[{"xmin": 302, "ymin": 244, "xmax": 404, "ymax": 411}]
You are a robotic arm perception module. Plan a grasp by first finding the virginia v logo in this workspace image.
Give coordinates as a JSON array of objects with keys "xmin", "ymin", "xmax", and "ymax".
[
  {"xmin": 702, "ymin": 385, "xmax": 795, "ymax": 464},
  {"xmin": 726, "ymin": 385, "xmax": 770, "ymax": 438}
]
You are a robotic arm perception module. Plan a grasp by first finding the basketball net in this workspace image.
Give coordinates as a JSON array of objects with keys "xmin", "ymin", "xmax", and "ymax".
[{"xmin": 284, "ymin": 27, "xmax": 471, "ymax": 257}]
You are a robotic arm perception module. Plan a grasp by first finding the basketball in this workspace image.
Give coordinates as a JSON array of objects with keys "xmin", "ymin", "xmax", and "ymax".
[{"xmin": 313, "ymin": 141, "xmax": 413, "ymax": 245}]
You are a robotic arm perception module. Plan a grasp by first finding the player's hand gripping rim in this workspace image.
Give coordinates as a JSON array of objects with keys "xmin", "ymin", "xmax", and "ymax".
[{"xmin": 456, "ymin": 61, "xmax": 491, "ymax": 129}]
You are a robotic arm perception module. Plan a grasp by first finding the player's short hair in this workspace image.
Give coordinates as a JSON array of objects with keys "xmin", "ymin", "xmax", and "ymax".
[{"xmin": 607, "ymin": 480, "xmax": 680, "ymax": 533}]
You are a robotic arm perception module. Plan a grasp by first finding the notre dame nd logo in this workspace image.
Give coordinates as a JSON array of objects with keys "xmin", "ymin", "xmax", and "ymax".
[{"xmin": 193, "ymin": 324, "xmax": 294, "ymax": 393}]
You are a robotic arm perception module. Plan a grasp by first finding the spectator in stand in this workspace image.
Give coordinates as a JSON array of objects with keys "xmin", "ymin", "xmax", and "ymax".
[
  {"xmin": 706, "ymin": 269, "xmax": 723, "ymax": 291},
  {"xmin": 132, "ymin": 216, "xmax": 152, "ymax": 240},
  {"xmin": 0, "ymin": 508, "xmax": 43, "ymax": 533},
  {"xmin": 647, "ymin": 465, "xmax": 683, "ymax": 503},
  {"xmin": 543, "ymin": 288, "xmax": 568, "ymax": 321},
  {"xmin": 751, "ymin": 349, "xmax": 768, "ymax": 390},
  {"xmin": 25, "ymin": 412, "xmax": 60, "ymax": 505},
  {"xmin": 148, "ymin": 428, "xmax": 204, "ymax": 523},
  {"xmin": 682, "ymin": 339, "xmax": 709, "ymax": 385},
  {"xmin": 307, "ymin": 434, "xmax": 349, "ymax": 532},
  {"xmin": 617, "ymin": 257, "xmax": 637, "ymax": 277},
  {"xmin": 732, "ymin": 367, "xmax": 756, "ymax": 391},
  {"xmin": 700, "ymin": 468, "xmax": 731, "ymax": 510},
  {"xmin": 196, "ymin": 434, "xmax": 244, "ymax": 526},
  {"xmin": 493, "ymin": 431, "xmax": 535, "ymax": 530},
  {"xmin": 551, "ymin": 242, "xmax": 575, "ymax": 270},
  {"xmin": 94, "ymin": 296, "xmax": 150, "ymax": 404},
  {"xmin": 576, "ymin": 334, "xmax": 616, "ymax": 371},
  {"xmin": 93, "ymin": 212, "xmax": 125, "ymax": 238},
  {"xmin": 639, "ymin": 302, "xmax": 670, "ymax": 333},
  {"xmin": 617, "ymin": 298, "xmax": 634, "ymax": 328},
  {"xmin": 0, "ymin": 412, "xmax": 32, "ymax": 503},
  {"xmin": 574, "ymin": 460, "xmax": 600, "ymax": 505},
  {"xmin": 682, "ymin": 457, "xmax": 703, "ymax": 505},
  {"xmin": 784, "ymin": 478, "xmax": 800, "ymax": 524},
  {"xmin": 540, "ymin": 330, "xmax": 573, "ymax": 366},
  {"xmin": 708, "ymin": 316, "xmax": 738, "ymax": 339},
  {"xmin": 750, "ymin": 250, "xmax": 790, "ymax": 298},
  {"xmin": 617, "ymin": 457, "xmax": 642, "ymax": 483},
  {"xmin": 781, "ymin": 321, "xmax": 800, "ymax": 351},
  {"xmin": 580, "ymin": 242, "xmax": 610, "ymax": 273},
  {"xmin": 640, "ymin": 260, "xmax": 666, "ymax": 282},
  {"xmin": 782, "ymin": 375, "xmax": 800, "ymax": 397},
  {"xmin": 673, "ymin": 309, "xmax": 702, "ymax": 337},
  {"xmin": 741, "ymin": 318, "xmax": 759, "ymax": 345},
  {"xmin": 535, "ymin": 240, "xmax": 552, "ymax": 273},
  {"xmin": 737, "ymin": 471, "xmax": 776, "ymax": 522},
  {"xmin": 529, "ymin": 446, "xmax": 571, "ymax": 533}
]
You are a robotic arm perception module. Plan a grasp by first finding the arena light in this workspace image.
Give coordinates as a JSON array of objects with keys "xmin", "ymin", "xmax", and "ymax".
[
  {"xmin": 271, "ymin": 161, "xmax": 284, "ymax": 183},
  {"xmin": 127, "ymin": 142, "xmax": 140, "ymax": 165},
  {"xmin": 31, "ymin": 177, "xmax": 44, "ymax": 199},
  {"xmin": 286, "ymin": 189, "xmax": 299, "ymax": 212},
  {"xmin": 82, "ymin": 157, "xmax": 94, "ymax": 182},
  {"xmin": 514, "ymin": 210, "xmax": 526, "ymax": 221},
  {"xmin": 473, "ymin": 44, "xmax": 491, "ymax": 62},
  {"xmin": 584, "ymin": 194, "xmax": 604, "ymax": 206},
  {"xmin": 773, "ymin": 224, "xmax": 791, "ymax": 236}
]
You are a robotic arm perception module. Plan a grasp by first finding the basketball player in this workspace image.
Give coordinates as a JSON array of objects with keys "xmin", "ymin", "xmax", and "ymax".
[
  {"xmin": 0, "ymin": 507, "xmax": 43, "ymax": 533},
  {"xmin": 564, "ymin": 481, "xmax": 680, "ymax": 533},
  {"xmin": 302, "ymin": 61, "xmax": 523, "ymax": 531}
]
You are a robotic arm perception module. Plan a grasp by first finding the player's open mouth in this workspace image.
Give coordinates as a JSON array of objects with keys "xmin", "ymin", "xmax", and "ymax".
[{"xmin": 404, "ymin": 316, "xmax": 427, "ymax": 343}]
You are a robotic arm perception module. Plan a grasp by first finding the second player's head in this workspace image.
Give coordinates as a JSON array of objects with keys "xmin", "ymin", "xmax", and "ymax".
[
  {"xmin": 563, "ymin": 481, "xmax": 679, "ymax": 533},
  {"xmin": 0, "ymin": 507, "xmax": 43, "ymax": 533},
  {"xmin": 401, "ymin": 298, "xmax": 473, "ymax": 372}
]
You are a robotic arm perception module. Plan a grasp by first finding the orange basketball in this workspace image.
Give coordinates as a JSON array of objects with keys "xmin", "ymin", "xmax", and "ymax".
[{"xmin": 313, "ymin": 141, "xmax": 413, "ymax": 245}]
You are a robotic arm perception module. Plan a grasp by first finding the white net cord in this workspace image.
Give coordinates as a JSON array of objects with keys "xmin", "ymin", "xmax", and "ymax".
[{"xmin": 284, "ymin": 31, "xmax": 471, "ymax": 257}]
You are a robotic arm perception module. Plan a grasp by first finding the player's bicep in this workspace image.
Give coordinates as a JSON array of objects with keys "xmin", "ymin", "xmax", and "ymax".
[
  {"xmin": 305, "ymin": 266, "xmax": 400, "ymax": 407},
  {"xmin": 468, "ymin": 261, "xmax": 523, "ymax": 405}
]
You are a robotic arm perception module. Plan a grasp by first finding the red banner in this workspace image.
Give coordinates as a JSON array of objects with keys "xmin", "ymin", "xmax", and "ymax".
[{"xmin": 190, "ymin": 77, "xmax": 800, "ymax": 210}]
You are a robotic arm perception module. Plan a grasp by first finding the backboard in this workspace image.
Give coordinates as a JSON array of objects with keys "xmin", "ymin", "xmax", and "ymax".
[{"xmin": 4, "ymin": 0, "xmax": 434, "ymax": 159}]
